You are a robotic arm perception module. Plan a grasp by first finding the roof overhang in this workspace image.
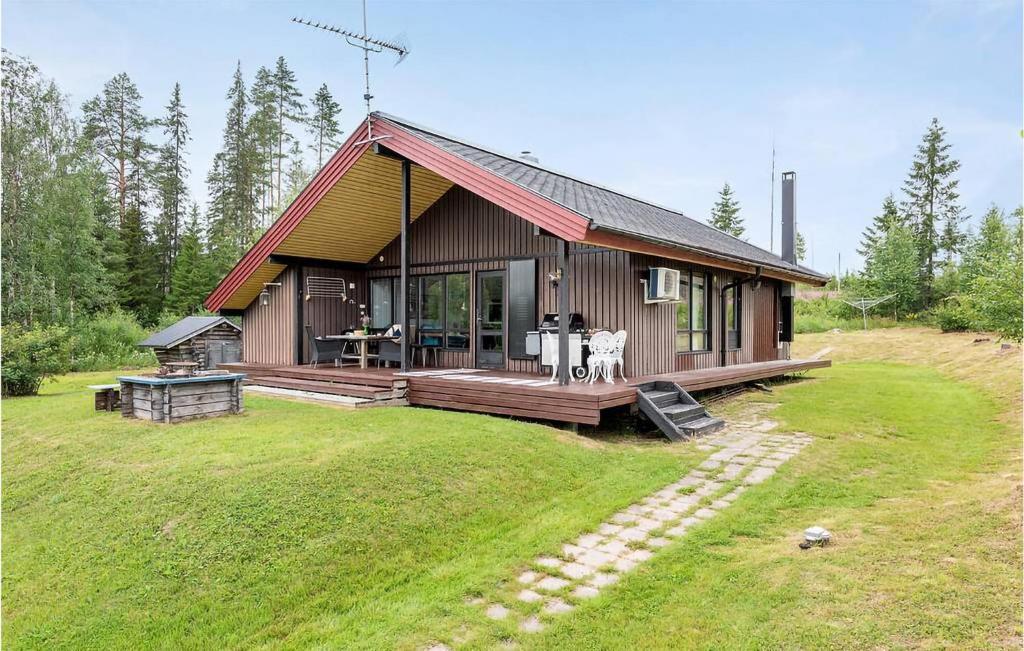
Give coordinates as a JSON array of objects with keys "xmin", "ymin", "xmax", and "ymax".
[
  {"xmin": 582, "ymin": 227, "xmax": 829, "ymax": 286},
  {"xmin": 204, "ymin": 118, "xmax": 593, "ymax": 312}
]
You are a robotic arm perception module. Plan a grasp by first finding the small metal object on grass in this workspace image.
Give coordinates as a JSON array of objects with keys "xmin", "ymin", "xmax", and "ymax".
[{"xmin": 799, "ymin": 526, "xmax": 832, "ymax": 549}]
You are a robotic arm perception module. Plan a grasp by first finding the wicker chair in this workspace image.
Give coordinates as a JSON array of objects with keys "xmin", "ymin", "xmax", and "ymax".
[{"xmin": 305, "ymin": 324, "xmax": 342, "ymax": 369}]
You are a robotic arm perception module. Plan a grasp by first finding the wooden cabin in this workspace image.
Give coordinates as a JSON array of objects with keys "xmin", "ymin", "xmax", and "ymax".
[
  {"xmin": 205, "ymin": 113, "xmax": 829, "ymax": 429},
  {"xmin": 139, "ymin": 316, "xmax": 242, "ymax": 370}
]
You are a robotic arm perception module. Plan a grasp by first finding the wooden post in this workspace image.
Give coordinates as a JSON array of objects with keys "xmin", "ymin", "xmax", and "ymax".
[
  {"xmin": 400, "ymin": 158, "xmax": 411, "ymax": 373},
  {"xmin": 557, "ymin": 239, "xmax": 570, "ymax": 386}
]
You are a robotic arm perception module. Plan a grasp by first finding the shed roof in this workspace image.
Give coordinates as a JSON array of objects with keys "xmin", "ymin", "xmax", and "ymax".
[
  {"xmin": 375, "ymin": 112, "xmax": 827, "ymax": 282},
  {"xmin": 139, "ymin": 316, "xmax": 240, "ymax": 349}
]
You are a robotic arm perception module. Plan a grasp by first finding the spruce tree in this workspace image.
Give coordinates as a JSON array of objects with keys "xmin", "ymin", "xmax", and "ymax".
[
  {"xmin": 308, "ymin": 83, "xmax": 342, "ymax": 168},
  {"xmin": 795, "ymin": 232, "xmax": 807, "ymax": 263},
  {"xmin": 248, "ymin": 66, "xmax": 277, "ymax": 227},
  {"xmin": 207, "ymin": 62, "xmax": 257, "ymax": 254},
  {"xmin": 709, "ymin": 182, "xmax": 744, "ymax": 238},
  {"xmin": 283, "ymin": 139, "xmax": 312, "ymax": 206},
  {"xmin": 169, "ymin": 205, "xmax": 214, "ymax": 314},
  {"xmin": 272, "ymin": 57, "xmax": 304, "ymax": 211},
  {"xmin": 858, "ymin": 194, "xmax": 907, "ymax": 274},
  {"xmin": 154, "ymin": 82, "xmax": 191, "ymax": 295},
  {"xmin": 900, "ymin": 118, "xmax": 964, "ymax": 304}
]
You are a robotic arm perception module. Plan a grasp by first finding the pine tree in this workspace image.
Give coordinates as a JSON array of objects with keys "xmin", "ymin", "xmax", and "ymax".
[
  {"xmin": 168, "ymin": 205, "xmax": 215, "ymax": 314},
  {"xmin": 901, "ymin": 118, "xmax": 964, "ymax": 304},
  {"xmin": 272, "ymin": 57, "xmax": 304, "ymax": 211},
  {"xmin": 81, "ymin": 72, "xmax": 151, "ymax": 228},
  {"xmin": 308, "ymin": 83, "xmax": 342, "ymax": 168},
  {"xmin": 154, "ymin": 82, "xmax": 191, "ymax": 295},
  {"xmin": 709, "ymin": 182, "xmax": 744, "ymax": 237}
]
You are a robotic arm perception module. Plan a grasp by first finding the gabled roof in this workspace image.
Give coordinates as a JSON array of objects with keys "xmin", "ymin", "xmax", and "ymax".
[
  {"xmin": 205, "ymin": 113, "xmax": 827, "ymax": 311},
  {"xmin": 376, "ymin": 112, "xmax": 827, "ymax": 283},
  {"xmin": 139, "ymin": 316, "xmax": 240, "ymax": 349}
]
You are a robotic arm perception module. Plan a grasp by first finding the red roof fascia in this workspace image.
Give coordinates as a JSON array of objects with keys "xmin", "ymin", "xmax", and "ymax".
[
  {"xmin": 204, "ymin": 122, "xmax": 373, "ymax": 311},
  {"xmin": 205, "ymin": 117, "xmax": 593, "ymax": 311},
  {"xmin": 371, "ymin": 120, "xmax": 591, "ymax": 242}
]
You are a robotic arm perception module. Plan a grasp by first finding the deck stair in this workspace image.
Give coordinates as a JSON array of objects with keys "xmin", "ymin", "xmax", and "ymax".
[{"xmin": 635, "ymin": 381, "xmax": 724, "ymax": 441}]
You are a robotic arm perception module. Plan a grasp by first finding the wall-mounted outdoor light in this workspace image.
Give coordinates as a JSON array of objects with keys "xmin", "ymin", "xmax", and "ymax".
[{"xmin": 259, "ymin": 282, "xmax": 282, "ymax": 307}]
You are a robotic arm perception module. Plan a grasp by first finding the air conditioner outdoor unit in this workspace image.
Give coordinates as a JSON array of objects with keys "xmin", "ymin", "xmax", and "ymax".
[{"xmin": 644, "ymin": 267, "xmax": 680, "ymax": 303}]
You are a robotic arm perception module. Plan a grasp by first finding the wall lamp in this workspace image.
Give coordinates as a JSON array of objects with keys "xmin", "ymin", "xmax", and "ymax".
[{"xmin": 259, "ymin": 282, "xmax": 282, "ymax": 307}]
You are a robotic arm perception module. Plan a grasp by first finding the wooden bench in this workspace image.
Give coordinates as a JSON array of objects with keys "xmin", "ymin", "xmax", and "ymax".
[{"xmin": 88, "ymin": 384, "xmax": 120, "ymax": 412}]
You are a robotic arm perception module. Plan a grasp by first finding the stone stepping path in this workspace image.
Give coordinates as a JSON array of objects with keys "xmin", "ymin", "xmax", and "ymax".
[{"xmin": 456, "ymin": 420, "xmax": 812, "ymax": 642}]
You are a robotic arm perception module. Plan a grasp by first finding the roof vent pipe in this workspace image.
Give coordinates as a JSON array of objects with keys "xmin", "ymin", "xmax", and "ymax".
[
  {"xmin": 781, "ymin": 171, "xmax": 796, "ymax": 265},
  {"xmin": 519, "ymin": 150, "xmax": 539, "ymax": 164}
]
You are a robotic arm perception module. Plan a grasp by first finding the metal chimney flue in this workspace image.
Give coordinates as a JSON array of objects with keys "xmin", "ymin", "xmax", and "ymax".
[{"xmin": 781, "ymin": 171, "xmax": 796, "ymax": 265}]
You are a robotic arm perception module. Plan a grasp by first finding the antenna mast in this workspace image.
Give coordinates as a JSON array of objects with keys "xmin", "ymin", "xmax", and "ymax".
[
  {"xmin": 769, "ymin": 137, "xmax": 776, "ymax": 253},
  {"xmin": 293, "ymin": 0, "xmax": 409, "ymax": 144}
]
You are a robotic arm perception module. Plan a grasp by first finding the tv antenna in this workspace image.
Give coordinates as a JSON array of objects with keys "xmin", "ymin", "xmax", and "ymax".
[
  {"xmin": 769, "ymin": 136, "xmax": 776, "ymax": 253},
  {"xmin": 293, "ymin": 0, "xmax": 409, "ymax": 143}
]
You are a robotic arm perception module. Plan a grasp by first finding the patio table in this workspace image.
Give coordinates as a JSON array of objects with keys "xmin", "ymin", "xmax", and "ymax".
[{"xmin": 325, "ymin": 333, "xmax": 397, "ymax": 369}]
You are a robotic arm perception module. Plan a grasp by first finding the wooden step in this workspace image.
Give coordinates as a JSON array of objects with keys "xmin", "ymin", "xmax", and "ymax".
[
  {"xmin": 644, "ymin": 389, "xmax": 679, "ymax": 408},
  {"xmin": 680, "ymin": 416, "xmax": 725, "ymax": 437},
  {"xmin": 267, "ymin": 366, "xmax": 398, "ymax": 388},
  {"xmin": 662, "ymin": 403, "xmax": 705, "ymax": 423},
  {"xmin": 249, "ymin": 376, "xmax": 398, "ymax": 400}
]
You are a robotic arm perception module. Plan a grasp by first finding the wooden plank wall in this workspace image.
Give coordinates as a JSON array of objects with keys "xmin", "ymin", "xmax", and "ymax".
[
  {"xmin": 299, "ymin": 265, "xmax": 367, "ymax": 363},
  {"xmin": 242, "ymin": 267, "xmax": 297, "ymax": 365},
  {"xmin": 238, "ymin": 186, "xmax": 788, "ymax": 374}
]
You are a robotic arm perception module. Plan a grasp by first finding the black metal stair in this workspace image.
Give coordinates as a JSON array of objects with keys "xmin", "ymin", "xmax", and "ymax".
[{"xmin": 635, "ymin": 381, "xmax": 725, "ymax": 441}]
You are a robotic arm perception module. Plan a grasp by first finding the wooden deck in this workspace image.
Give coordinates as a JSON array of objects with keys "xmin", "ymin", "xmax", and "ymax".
[{"xmin": 221, "ymin": 358, "xmax": 830, "ymax": 426}]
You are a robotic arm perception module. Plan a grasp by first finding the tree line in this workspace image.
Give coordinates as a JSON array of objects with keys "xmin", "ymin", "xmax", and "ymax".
[
  {"xmin": 1, "ymin": 50, "xmax": 344, "ymax": 329},
  {"xmin": 704, "ymin": 119, "xmax": 1021, "ymax": 341}
]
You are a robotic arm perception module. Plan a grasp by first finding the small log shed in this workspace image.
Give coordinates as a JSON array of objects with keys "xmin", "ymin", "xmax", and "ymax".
[{"xmin": 139, "ymin": 316, "xmax": 242, "ymax": 370}]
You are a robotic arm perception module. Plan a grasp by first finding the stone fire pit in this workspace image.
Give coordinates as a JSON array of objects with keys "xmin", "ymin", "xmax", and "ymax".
[{"xmin": 117, "ymin": 372, "xmax": 246, "ymax": 423}]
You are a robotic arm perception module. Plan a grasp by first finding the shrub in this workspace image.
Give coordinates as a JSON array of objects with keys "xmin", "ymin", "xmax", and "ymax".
[
  {"xmin": 2, "ymin": 324, "xmax": 72, "ymax": 397},
  {"xmin": 70, "ymin": 309, "xmax": 157, "ymax": 371},
  {"xmin": 931, "ymin": 297, "xmax": 975, "ymax": 333}
]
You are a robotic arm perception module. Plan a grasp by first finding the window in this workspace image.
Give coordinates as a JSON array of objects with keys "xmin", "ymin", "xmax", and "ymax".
[
  {"xmin": 418, "ymin": 275, "xmax": 445, "ymax": 347},
  {"xmin": 676, "ymin": 271, "xmax": 711, "ymax": 352},
  {"xmin": 726, "ymin": 284, "xmax": 741, "ymax": 349},
  {"xmin": 369, "ymin": 274, "xmax": 468, "ymax": 349},
  {"xmin": 369, "ymin": 278, "xmax": 394, "ymax": 329},
  {"xmin": 445, "ymin": 274, "xmax": 470, "ymax": 349}
]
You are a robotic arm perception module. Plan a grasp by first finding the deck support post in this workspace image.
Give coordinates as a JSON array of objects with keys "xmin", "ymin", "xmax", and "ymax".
[
  {"xmin": 557, "ymin": 239, "xmax": 570, "ymax": 385},
  {"xmin": 400, "ymin": 159, "xmax": 411, "ymax": 373}
]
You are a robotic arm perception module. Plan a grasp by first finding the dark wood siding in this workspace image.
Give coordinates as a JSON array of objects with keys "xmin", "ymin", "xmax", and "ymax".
[
  {"xmin": 242, "ymin": 267, "xmax": 297, "ymax": 365},
  {"xmin": 239, "ymin": 186, "xmax": 787, "ymax": 376},
  {"xmin": 299, "ymin": 265, "xmax": 366, "ymax": 363}
]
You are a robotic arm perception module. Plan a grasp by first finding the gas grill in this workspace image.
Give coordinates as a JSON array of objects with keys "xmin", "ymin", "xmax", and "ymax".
[{"xmin": 525, "ymin": 313, "xmax": 588, "ymax": 377}]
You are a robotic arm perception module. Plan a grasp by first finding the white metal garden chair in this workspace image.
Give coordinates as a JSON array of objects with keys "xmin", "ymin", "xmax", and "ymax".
[
  {"xmin": 586, "ymin": 330, "xmax": 615, "ymax": 384},
  {"xmin": 608, "ymin": 330, "xmax": 628, "ymax": 381},
  {"xmin": 544, "ymin": 331, "xmax": 560, "ymax": 383}
]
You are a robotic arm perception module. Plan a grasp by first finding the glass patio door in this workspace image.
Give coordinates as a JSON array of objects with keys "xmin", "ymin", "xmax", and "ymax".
[{"xmin": 476, "ymin": 271, "xmax": 505, "ymax": 368}]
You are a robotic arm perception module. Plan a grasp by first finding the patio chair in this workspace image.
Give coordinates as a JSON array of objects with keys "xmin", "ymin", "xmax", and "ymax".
[
  {"xmin": 377, "ymin": 324, "xmax": 407, "ymax": 368},
  {"xmin": 544, "ymin": 331, "xmax": 559, "ymax": 383},
  {"xmin": 586, "ymin": 330, "xmax": 616, "ymax": 384},
  {"xmin": 305, "ymin": 324, "xmax": 342, "ymax": 369},
  {"xmin": 609, "ymin": 330, "xmax": 628, "ymax": 381}
]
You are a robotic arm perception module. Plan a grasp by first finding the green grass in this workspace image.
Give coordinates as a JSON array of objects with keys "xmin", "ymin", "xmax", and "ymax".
[
  {"xmin": 523, "ymin": 362, "xmax": 1021, "ymax": 649},
  {"xmin": 3, "ymin": 334, "xmax": 1021, "ymax": 649},
  {"xmin": 1, "ymin": 372, "xmax": 693, "ymax": 649}
]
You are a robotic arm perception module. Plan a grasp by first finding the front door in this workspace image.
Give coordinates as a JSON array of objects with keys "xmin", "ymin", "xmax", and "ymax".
[{"xmin": 476, "ymin": 270, "xmax": 505, "ymax": 368}]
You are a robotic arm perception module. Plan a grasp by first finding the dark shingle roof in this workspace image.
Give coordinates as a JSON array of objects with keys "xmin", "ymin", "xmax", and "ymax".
[
  {"xmin": 375, "ymin": 112, "xmax": 827, "ymax": 282},
  {"xmin": 139, "ymin": 316, "xmax": 240, "ymax": 348}
]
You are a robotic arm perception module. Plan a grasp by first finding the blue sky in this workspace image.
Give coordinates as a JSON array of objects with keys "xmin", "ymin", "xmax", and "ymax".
[{"xmin": 4, "ymin": 0, "xmax": 1021, "ymax": 273}]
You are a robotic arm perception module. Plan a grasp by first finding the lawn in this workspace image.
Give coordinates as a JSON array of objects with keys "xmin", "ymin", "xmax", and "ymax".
[{"xmin": 2, "ymin": 328, "xmax": 1021, "ymax": 649}]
